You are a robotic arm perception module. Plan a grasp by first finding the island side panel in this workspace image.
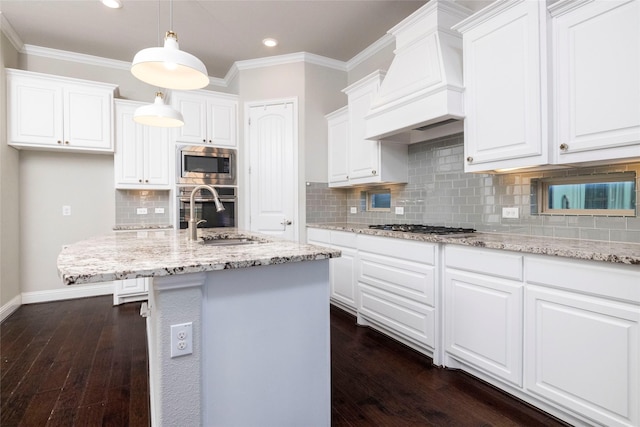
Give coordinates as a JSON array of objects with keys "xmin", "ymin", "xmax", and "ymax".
[
  {"xmin": 202, "ymin": 260, "xmax": 331, "ymax": 427},
  {"xmin": 149, "ymin": 273, "xmax": 206, "ymax": 427}
]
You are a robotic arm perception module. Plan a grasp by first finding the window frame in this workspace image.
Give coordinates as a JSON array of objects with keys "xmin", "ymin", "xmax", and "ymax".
[
  {"xmin": 366, "ymin": 188, "xmax": 391, "ymax": 212},
  {"xmin": 538, "ymin": 173, "xmax": 636, "ymax": 217}
]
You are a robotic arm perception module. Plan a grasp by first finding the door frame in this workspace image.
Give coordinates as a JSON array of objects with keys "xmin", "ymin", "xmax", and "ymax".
[{"xmin": 242, "ymin": 97, "xmax": 299, "ymax": 241}]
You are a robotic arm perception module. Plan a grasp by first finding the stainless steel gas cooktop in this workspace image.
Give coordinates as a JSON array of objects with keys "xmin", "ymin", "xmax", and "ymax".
[{"xmin": 368, "ymin": 224, "xmax": 476, "ymax": 235}]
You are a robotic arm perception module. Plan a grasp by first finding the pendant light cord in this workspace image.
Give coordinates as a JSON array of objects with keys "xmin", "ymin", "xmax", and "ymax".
[{"xmin": 169, "ymin": 0, "xmax": 173, "ymax": 33}]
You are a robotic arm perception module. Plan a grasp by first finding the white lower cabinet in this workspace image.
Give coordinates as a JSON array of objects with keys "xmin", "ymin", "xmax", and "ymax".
[
  {"xmin": 525, "ymin": 256, "xmax": 640, "ymax": 427},
  {"xmin": 113, "ymin": 277, "xmax": 149, "ymax": 305},
  {"xmin": 357, "ymin": 235, "xmax": 438, "ymax": 359},
  {"xmin": 444, "ymin": 246, "xmax": 524, "ymax": 387},
  {"xmin": 307, "ymin": 228, "xmax": 358, "ymax": 313}
]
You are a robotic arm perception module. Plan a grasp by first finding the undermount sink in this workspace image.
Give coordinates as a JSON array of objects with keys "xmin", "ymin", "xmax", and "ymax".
[{"xmin": 199, "ymin": 237, "xmax": 261, "ymax": 246}]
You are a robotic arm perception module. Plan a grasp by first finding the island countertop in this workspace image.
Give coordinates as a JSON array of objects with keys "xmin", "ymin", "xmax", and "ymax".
[
  {"xmin": 308, "ymin": 223, "xmax": 640, "ymax": 265},
  {"xmin": 58, "ymin": 228, "xmax": 341, "ymax": 285}
]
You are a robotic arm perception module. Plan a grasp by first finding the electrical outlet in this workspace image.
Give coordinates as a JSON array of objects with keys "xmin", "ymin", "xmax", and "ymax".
[
  {"xmin": 62, "ymin": 205, "xmax": 71, "ymax": 216},
  {"xmin": 136, "ymin": 208, "xmax": 148, "ymax": 215},
  {"xmin": 395, "ymin": 206, "xmax": 404, "ymax": 215},
  {"xmin": 170, "ymin": 322, "xmax": 193, "ymax": 358},
  {"xmin": 350, "ymin": 207, "xmax": 357, "ymax": 214},
  {"xmin": 502, "ymin": 207, "xmax": 519, "ymax": 219},
  {"xmin": 154, "ymin": 207, "xmax": 165, "ymax": 214}
]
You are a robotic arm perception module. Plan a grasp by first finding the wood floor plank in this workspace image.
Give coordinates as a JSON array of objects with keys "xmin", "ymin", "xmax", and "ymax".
[{"xmin": 2, "ymin": 296, "xmax": 573, "ymax": 427}]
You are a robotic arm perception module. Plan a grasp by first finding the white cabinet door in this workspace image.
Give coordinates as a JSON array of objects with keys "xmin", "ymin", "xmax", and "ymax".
[
  {"xmin": 326, "ymin": 107, "xmax": 349, "ymax": 187},
  {"xmin": 64, "ymin": 84, "xmax": 113, "ymax": 150},
  {"xmin": 7, "ymin": 69, "xmax": 115, "ymax": 152},
  {"xmin": 113, "ymin": 278, "xmax": 149, "ymax": 305},
  {"xmin": 347, "ymin": 79, "xmax": 381, "ymax": 181},
  {"xmin": 115, "ymin": 100, "xmax": 170, "ymax": 190},
  {"xmin": 444, "ymin": 269, "xmax": 523, "ymax": 387},
  {"xmin": 8, "ymin": 74, "xmax": 63, "ymax": 146},
  {"xmin": 143, "ymin": 125, "xmax": 170, "ymax": 186},
  {"xmin": 551, "ymin": 0, "xmax": 640, "ymax": 164},
  {"xmin": 525, "ymin": 286, "xmax": 639, "ymax": 427},
  {"xmin": 173, "ymin": 90, "xmax": 238, "ymax": 147},
  {"xmin": 207, "ymin": 98, "xmax": 237, "ymax": 148},
  {"xmin": 456, "ymin": 1, "xmax": 549, "ymax": 172}
]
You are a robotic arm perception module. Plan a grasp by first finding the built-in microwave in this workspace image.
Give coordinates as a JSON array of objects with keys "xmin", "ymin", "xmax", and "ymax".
[{"xmin": 177, "ymin": 145, "xmax": 236, "ymax": 186}]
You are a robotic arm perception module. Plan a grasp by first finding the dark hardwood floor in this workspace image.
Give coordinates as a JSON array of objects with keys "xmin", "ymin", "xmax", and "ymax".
[{"xmin": 1, "ymin": 296, "xmax": 570, "ymax": 426}]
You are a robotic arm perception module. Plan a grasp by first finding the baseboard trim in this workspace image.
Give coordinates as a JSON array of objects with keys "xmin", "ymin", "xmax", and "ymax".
[
  {"xmin": 21, "ymin": 282, "xmax": 114, "ymax": 305},
  {"xmin": 0, "ymin": 294, "xmax": 22, "ymax": 322}
]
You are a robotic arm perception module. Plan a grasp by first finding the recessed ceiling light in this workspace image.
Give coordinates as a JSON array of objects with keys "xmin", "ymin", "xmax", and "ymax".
[
  {"xmin": 262, "ymin": 38, "xmax": 278, "ymax": 48},
  {"xmin": 100, "ymin": 0, "xmax": 122, "ymax": 8}
]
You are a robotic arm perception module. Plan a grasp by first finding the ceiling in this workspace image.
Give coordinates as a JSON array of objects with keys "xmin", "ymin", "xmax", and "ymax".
[{"xmin": 0, "ymin": 0, "xmax": 488, "ymax": 80}]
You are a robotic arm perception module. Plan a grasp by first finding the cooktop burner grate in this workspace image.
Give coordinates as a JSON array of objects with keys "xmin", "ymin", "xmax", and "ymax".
[{"xmin": 368, "ymin": 224, "xmax": 476, "ymax": 235}]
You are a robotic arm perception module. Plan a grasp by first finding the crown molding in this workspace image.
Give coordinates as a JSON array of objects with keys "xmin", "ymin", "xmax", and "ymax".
[
  {"xmin": 346, "ymin": 33, "xmax": 394, "ymax": 72},
  {"xmin": 234, "ymin": 52, "xmax": 347, "ymax": 73},
  {"xmin": 0, "ymin": 11, "xmax": 24, "ymax": 51},
  {"xmin": 22, "ymin": 44, "xmax": 132, "ymax": 70}
]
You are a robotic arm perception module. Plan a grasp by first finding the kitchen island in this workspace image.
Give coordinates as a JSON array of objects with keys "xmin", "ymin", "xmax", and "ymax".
[{"xmin": 58, "ymin": 228, "xmax": 341, "ymax": 427}]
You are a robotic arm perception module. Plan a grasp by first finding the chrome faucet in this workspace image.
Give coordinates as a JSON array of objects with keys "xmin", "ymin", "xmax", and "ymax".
[{"xmin": 188, "ymin": 185, "xmax": 225, "ymax": 241}]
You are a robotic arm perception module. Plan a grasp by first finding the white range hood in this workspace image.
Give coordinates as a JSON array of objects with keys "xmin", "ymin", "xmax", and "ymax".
[{"xmin": 365, "ymin": 0, "xmax": 472, "ymax": 143}]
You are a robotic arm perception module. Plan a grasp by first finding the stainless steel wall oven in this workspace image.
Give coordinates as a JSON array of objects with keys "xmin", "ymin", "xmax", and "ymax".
[
  {"xmin": 177, "ymin": 186, "xmax": 237, "ymax": 229},
  {"xmin": 177, "ymin": 145, "xmax": 236, "ymax": 186}
]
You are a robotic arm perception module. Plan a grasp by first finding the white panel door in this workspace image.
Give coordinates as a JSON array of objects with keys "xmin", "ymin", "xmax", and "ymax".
[
  {"xmin": 248, "ymin": 102, "xmax": 297, "ymax": 241},
  {"xmin": 525, "ymin": 285, "xmax": 639, "ymax": 427},
  {"xmin": 444, "ymin": 269, "xmax": 523, "ymax": 387},
  {"xmin": 552, "ymin": 0, "xmax": 640, "ymax": 164}
]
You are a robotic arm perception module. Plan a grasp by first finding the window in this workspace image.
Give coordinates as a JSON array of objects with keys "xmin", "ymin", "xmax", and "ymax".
[
  {"xmin": 537, "ymin": 173, "xmax": 636, "ymax": 216},
  {"xmin": 367, "ymin": 189, "xmax": 391, "ymax": 211}
]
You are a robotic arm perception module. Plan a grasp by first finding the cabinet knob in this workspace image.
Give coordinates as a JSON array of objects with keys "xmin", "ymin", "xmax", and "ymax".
[
  {"xmin": 145, "ymin": 180, "xmax": 149, "ymax": 183},
  {"xmin": 202, "ymin": 139, "xmax": 206, "ymax": 143},
  {"xmin": 139, "ymin": 179, "xmax": 142, "ymax": 183},
  {"xmin": 466, "ymin": 156, "xmax": 473, "ymax": 163},
  {"xmin": 560, "ymin": 143, "xmax": 569, "ymax": 151},
  {"xmin": 64, "ymin": 141, "xmax": 69, "ymax": 145},
  {"xmin": 208, "ymin": 140, "xmax": 212, "ymax": 143},
  {"xmin": 57, "ymin": 140, "xmax": 62, "ymax": 144},
  {"xmin": 371, "ymin": 170, "xmax": 377, "ymax": 175}
]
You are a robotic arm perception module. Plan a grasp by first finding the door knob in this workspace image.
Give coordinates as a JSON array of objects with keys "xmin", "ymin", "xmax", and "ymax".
[{"xmin": 281, "ymin": 220, "xmax": 292, "ymax": 226}]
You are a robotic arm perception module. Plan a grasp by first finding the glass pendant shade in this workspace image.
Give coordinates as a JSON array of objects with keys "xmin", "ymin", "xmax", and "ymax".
[
  {"xmin": 131, "ymin": 31, "xmax": 209, "ymax": 90},
  {"xmin": 133, "ymin": 92, "xmax": 184, "ymax": 128}
]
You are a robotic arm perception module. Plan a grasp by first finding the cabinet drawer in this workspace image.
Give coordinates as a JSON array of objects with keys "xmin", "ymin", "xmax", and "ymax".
[
  {"xmin": 359, "ymin": 284, "xmax": 435, "ymax": 349},
  {"xmin": 331, "ymin": 230, "xmax": 357, "ymax": 248},
  {"xmin": 526, "ymin": 255, "xmax": 640, "ymax": 303},
  {"xmin": 358, "ymin": 235, "xmax": 436, "ymax": 265},
  {"xmin": 307, "ymin": 228, "xmax": 330, "ymax": 245},
  {"xmin": 359, "ymin": 252, "xmax": 435, "ymax": 306},
  {"xmin": 445, "ymin": 246, "xmax": 523, "ymax": 281}
]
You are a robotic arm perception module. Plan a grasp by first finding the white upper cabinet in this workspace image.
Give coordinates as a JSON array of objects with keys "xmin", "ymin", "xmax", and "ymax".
[
  {"xmin": 328, "ymin": 71, "xmax": 408, "ymax": 187},
  {"xmin": 7, "ymin": 69, "xmax": 116, "ymax": 153},
  {"xmin": 326, "ymin": 107, "xmax": 350, "ymax": 187},
  {"xmin": 454, "ymin": 1, "xmax": 550, "ymax": 172},
  {"xmin": 455, "ymin": 0, "xmax": 640, "ymax": 172},
  {"xmin": 172, "ymin": 90, "xmax": 238, "ymax": 147},
  {"xmin": 114, "ymin": 100, "xmax": 170, "ymax": 190},
  {"xmin": 550, "ymin": 0, "xmax": 640, "ymax": 164}
]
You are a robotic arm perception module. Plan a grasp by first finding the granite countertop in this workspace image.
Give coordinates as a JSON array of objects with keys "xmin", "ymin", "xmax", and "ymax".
[
  {"xmin": 113, "ymin": 224, "xmax": 174, "ymax": 231},
  {"xmin": 58, "ymin": 228, "xmax": 341, "ymax": 286},
  {"xmin": 308, "ymin": 223, "xmax": 640, "ymax": 265}
]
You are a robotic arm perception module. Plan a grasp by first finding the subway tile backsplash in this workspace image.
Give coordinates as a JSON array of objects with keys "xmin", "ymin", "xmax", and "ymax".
[
  {"xmin": 115, "ymin": 189, "xmax": 172, "ymax": 227},
  {"xmin": 306, "ymin": 133, "xmax": 640, "ymax": 243}
]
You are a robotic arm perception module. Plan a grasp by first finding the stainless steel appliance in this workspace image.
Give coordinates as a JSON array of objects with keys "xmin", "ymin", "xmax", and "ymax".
[
  {"xmin": 177, "ymin": 145, "xmax": 236, "ymax": 186},
  {"xmin": 368, "ymin": 224, "xmax": 475, "ymax": 235},
  {"xmin": 177, "ymin": 186, "xmax": 236, "ymax": 229}
]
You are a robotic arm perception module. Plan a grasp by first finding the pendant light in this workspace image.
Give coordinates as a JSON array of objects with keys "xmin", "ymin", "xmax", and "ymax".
[
  {"xmin": 133, "ymin": 92, "xmax": 184, "ymax": 128},
  {"xmin": 131, "ymin": 0, "xmax": 209, "ymax": 90}
]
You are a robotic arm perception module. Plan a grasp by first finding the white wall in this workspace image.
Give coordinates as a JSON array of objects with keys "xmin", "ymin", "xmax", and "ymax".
[{"xmin": 0, "ymin": 33, "xmax": 21, "ymax": 315}]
